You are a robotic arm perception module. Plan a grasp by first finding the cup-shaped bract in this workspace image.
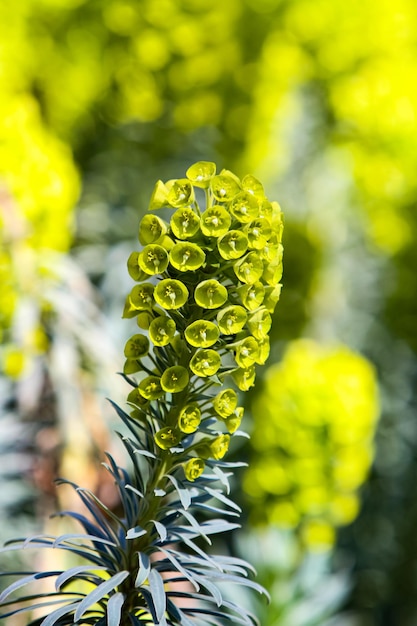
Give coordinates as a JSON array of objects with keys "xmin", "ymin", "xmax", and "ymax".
[
  {"xmin": 217, "ymin": 305, "xmax": 247, "ymax": 335},
  {"xmin": 242, "ymin": 174, "xmax": 265, "ymax": 200},
  {"xmin": 190, "ymin": 349, "xmax": 222, "ymax": 377},
  {"xmin": 194, "ymin": 279, "xmax": 228, "ymax": 309},
  {"xmin": 170, "ymin": 242, "xmax": 205, "ymax": 272},
  {"xmin": 154, "ymin": 279, "xmax": 189, "ymax": 310},
  {"xmin": 148, "ymin": 180, "xmax": 169, "ymax": 211},
  {"xmin": 139, "ymin": 376, "xmax": 164, "ymax": 400},
  {"xmin": 232, "ymin": 366, "xmax": 256, "ymax": 391},
  {"xmin": 261, "ymin": 234, "xmax": 282, "ymax": 263},
  {"xmin": 139, "ymin": 214, "xmax": 167, "ymax": 245},
  {"xmin": 129, "ymin": 283, "xmax": 155, "ymax": 310},
  {"xmin": 234, "ymin": 252, "xmax": 264, "ymax": 284},
  {"xmin": 247, "ymin": 308, "xmax": 272, "ymax": 340},
  {"xmin": 235, "ymin": 336, "xmax": 260, "ymax": 369},
  {"xmin": 230, "ymin": 191, "xmax": 259, "ymax": 223},
  {"xmin": 255, "ymin": 337, "xmax": 271, "ymax": 365},
  {"xmin": 263, "ymin": 253, "xmax": 283, "ymax": 286},
  {"xmin": 127, "ymin": 387, "xmax": 150, "ymax": 409},
  {"xmin": 263, "ymin": 284, "xmax": 283, "ymax": 313},
  {"xmin": 245, "ymin": 217, "xmax": 272, "ymax": 250},
  {"xmin": 186, "ymin": 161, "xmax": 216, "ymax": 188},
  {"xmin": 155, "ymin": 427, "xmax": 182, "ymax": 450},
  {"xmin": 178, "ymin": 403, "xmax": 201, "ymax": 434},
  {"xmin": 217, "ymin": 230, "xmax": 248, "ymax": 260},
  {"xmin": 184, "ymin": 457, "xmax": 205, "ymax": 481},
  {"xmin": 185, "ymin": 320, "xmax": 219, "ymax": 348},
  {"xmin": 139, "ymin": 244, "xmax": 169, "ymax": 275},
  {"xmin": 213, "ymin": 388, "xmax": 238, "ymax": 418},
  {"xmin": 124, "ymin": 334, "xmax": 150, "ymax": 359},
  {"xmin": 149, "ymin": 315, "xmax": 176, "ymax": 346},
  {"xmin": 127, "ymin": 252, "xmax": 149, "ymax": 282},
  {"xmin": 238, "ymin": 282, "xmax": 265, "ymax": 311},
  {"xmin": 200, "ymin": 206, "xmax": 231, "ymax": 237},
  {"xmin": 167, "ymin": 179, "xmax": 195, "ymax": 208},
  {"xmin": 171, "ymin": 207, "xmax": 200, "ymax": 239},
  {"xmin": 123, "ymin": 359, "xmax": 142, "ymax": 374},
  {"xmin": 225, "ymin": 407, "xmax": 244, "ymax": 433},
  {"xmin": 210, "ymin": 172, "xmax": 241, "ymax": 202},
  {"xmin": 161, "ymin": 366, "xmax": 189, "ymax": 393},
  {"xmin": 210, "ymin": 434, "xmax": 230, "ymax": 460}
]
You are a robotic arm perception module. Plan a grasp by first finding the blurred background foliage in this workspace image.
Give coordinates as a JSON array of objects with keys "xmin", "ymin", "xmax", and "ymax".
[{"xmin": 1, "ymin": 0, "xmax": 417, "ymax": 624}]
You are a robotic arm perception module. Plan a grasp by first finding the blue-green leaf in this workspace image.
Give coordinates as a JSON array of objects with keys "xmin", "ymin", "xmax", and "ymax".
[
  {"xmin": 55, "ymin": 565, "xmax": 108, "ymax": 591},
  {"xmin": 40, "ymin": 602, "xmax": 81, "ymax": 626},
  {"xmin": 165, "ymin": 475, "xmax": 191, "ymax": 510},
  {"xmin": 126, "ymin": 526, "xmax": 147, "ymax": 540},
  {"xmin": 106, "ymin": 592, "xmax": 125, "ymax": 626},
  {"xmin": 204, "ymin": 487, "xmax": 241, "ymax": 512},
  {"xmin": 135, "ymin": 553, "xmax": 151, "ymax": 587},
  {"xmin": 157, "ymin": 548, "xmax": 199, "ymax": 591},
  {"xmin": 148, "ymin": 568, "xmax": 166, "ymax": 622},
  {"xmin": 0, "ymin": 571, "xmax": 61, "ymax": 603},
  {"xmin": 152, "ymin": 520, "xmax": 167, "ymax": 542},
  {"xmin": 74, "ymin": 571, "xmax": 129, "ymax": 621}
]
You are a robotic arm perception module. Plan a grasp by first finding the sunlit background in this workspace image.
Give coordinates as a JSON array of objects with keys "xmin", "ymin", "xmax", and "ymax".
[{"xmin": 1, "ymin": 1, "xmax": 417, "ymax": 624}]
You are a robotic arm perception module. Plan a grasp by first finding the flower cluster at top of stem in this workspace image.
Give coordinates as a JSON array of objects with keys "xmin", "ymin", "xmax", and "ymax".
[{"xmin": 123, "ymin": 161, "xmax": 283, "ymax": 480}]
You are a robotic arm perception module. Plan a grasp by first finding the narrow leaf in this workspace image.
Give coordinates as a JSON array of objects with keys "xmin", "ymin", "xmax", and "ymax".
[
  {"xmin": 126, "ymin": 526, "xmax": 147, "ymax": 540},
  {"xmin": 148, "ymin": 568, "xmax": 166, "ymax": 622},
  {"xmin": 106, "ymin": 592, "xmax": 125, "ymax": 626},
  {"xmin": 165, "ymin": 475, "xmax": 191, "ymax": 510},
  {"xmin": 40, "ymin": 602, "xmax": 81, "ymax": 626},
  {"xmin": 135, "ymin": 553, "xmax": 151, "ymax": 587},
  {"xmin": 74, "ymin": 571, "xmax": 129, "ymax": 621},
  {"xmin": 0, "ymin": 571, "xmax": 61, "ymax": 603},
  {"xmin": 55, "ymin": 565, "xmax": 108, "ymax": 591},
  {"xmin": 152, "ymin": 520, "xmax": 167, "ymax": 542},
  {"xmin": 204, "ymin": 487, "xmax": 241, "ymax": 512}
]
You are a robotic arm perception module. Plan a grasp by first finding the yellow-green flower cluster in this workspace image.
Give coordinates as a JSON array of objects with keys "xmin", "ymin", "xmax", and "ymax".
[
  {"xmin": 244, "ymin": 339, "xmax": 380, "ymax": 550},
  {"xmin": 124, "ymin": 162, "xmax": 283, "ymax": 479}
]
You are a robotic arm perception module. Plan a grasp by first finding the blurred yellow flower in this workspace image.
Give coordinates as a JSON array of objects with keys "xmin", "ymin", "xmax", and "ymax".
[{"xmin": 245, "ymin": 339, "xmax": 380, "ymax": 550}]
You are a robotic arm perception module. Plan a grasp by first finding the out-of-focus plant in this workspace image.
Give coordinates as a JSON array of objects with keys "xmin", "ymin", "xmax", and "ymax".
[
  {"xmin": 244, "ymin": 339, "xmax": 379, "ymax": 551},
  {"xmin": 0, "ymin": 162, "xmax": 282, "ymax": 625},
  {"xmin": 0, "ymin": 94, "xmax": 79, "ymax": 377},
  {"xmin": 232, "ymin": 528, "xmax": 351, "ymax": 626},
  {"xmin": 241, "ymin": 0, "xmax": 417, "ymax": 257}
]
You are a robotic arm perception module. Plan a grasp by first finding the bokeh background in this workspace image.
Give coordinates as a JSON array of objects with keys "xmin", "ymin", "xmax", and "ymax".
[{"xmin": 1, "ymin": 1, "xmax": 417, "ymax": 624}]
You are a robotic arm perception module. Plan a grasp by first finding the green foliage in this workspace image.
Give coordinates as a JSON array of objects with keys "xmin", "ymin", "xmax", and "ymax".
[{"xmin": 0, "ymin": 163, "xmax": 282, "ymax": 625}]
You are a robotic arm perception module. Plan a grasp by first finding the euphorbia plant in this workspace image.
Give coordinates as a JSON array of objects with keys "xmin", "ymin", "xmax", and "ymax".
[{"xmin": 0, "ymin": 162, "xmax": 283, "ymax": 625}]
